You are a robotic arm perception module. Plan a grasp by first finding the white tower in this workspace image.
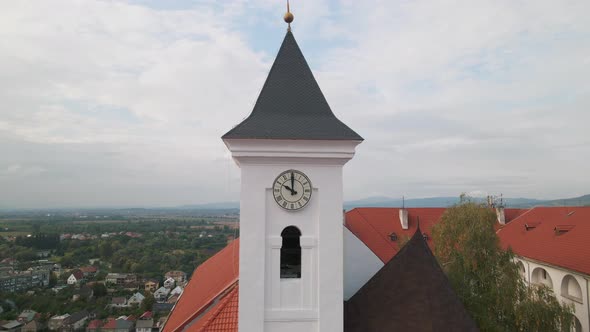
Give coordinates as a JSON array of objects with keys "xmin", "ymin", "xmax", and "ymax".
[{"xmin": 223, "ymin": 10, "xmax": 362, "ymax": 332}]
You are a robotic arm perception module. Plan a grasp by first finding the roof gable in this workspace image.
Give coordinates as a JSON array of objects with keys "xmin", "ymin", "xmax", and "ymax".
[
  {"xmin": 222, "ymin": 30, "xmax": 362, "ymax": 141},
  {"xmin": 344, "ymin": 228, "xmax": 478, "ymax": 331}
]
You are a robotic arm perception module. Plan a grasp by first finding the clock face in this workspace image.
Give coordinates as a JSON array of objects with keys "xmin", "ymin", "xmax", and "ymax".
[{"xmin": 273, "ymin": 169, "xmax": 312, "ymax": 211}]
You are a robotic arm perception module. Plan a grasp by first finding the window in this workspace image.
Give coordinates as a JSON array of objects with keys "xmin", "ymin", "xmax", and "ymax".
[{"xmin": 280, "ymin": 226, "xmax": 301, "ymax": 279}]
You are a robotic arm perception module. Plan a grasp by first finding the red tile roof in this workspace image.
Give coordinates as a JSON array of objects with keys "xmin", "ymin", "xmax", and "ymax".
[
  {"xmin": 497, "ymin": 206, "xmax": 590, "ymax": 276},
  {"xmin": 346, "ymin": 207, "xmax": 528, "ymax": 263},
  {"xmin": 102, "ymin": 318, "xmax": 117, "ymax": 329},
  {"xmin": 80, "ymin": 266, "xmax": 98, "ymax": 273},
  {"xmin": 71, "ymin": 270, "xmax": 84, "ymax": 280},
  {"xmin": 163, "ymin": 239, "xmax": 239, "ymax": 332},
  {"xmin": 87, "ymin": 319, "xmax": 102, "ymax": 329},
  {"xmin": 345, "ymin": 208, "xmax": 446, "ymax": 263},
  {"xmin": 186, "ymin": 284, "xmax": 239, "ymax": 332},
  {"xmin": 140, "ymin": 311, "xmax": 152, "ymax": 320},
  {"xmin": 503, "ymin": 208, "xmax": 529, "ymax": 223}
]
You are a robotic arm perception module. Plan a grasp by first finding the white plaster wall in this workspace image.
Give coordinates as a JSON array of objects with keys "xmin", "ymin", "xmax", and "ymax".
[
  {"xmin": 343, "ymin": 227, "xmax": 383, "ymax": 300},
  {"xmin": 516, "ymin": 258, "xmax": 589, "ymax": 332},
  {"xmin": 226, "ymin": 139, "xmax": 360, "ymax": 332}
]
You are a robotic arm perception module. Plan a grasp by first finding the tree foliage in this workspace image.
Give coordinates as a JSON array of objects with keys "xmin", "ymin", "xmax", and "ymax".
[{"xmin": 432, "ymin": 201, "xmax": 574, "ymax": 331}]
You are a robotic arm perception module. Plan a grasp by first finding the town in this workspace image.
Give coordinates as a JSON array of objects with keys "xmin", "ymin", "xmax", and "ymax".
[{"xmin": 0, "ymin": 209, "xmax": 238, "ymax": 331}]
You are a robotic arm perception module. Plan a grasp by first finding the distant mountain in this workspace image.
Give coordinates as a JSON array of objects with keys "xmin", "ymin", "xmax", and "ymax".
[
  {"xmin": 344, "ymin": 196, "xmax": 461, "ymax": 209},
  {"xmin": 176, "ymin": 202, "xmax": 239, "ymax": 210},
  {"xmin": 2, "ymin": 195, "xmax": 588, "ymax": 214},
  {"xmin": 343, "ymin": 194, "xmax": 590, "ymax": 210}
]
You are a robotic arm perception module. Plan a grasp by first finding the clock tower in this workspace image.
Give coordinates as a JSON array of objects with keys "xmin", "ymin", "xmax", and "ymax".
[{"xmin": 222, "ymin": 8, "xmax": 362, "ymax": 332}]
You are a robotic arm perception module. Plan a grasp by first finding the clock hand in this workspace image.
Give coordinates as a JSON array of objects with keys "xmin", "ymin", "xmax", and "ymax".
[
  {"xmin": 290, "ymin": 172, "xmax": 295, "ymax": 195},
  {"xmin": 283, "ymin": 185, "xmax": 297, "ymax": 195}
]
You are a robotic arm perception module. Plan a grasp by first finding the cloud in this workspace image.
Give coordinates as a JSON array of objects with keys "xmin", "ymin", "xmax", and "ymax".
[{"xmin": 1, "ymin": 0, "xmax": 589, "ymax": 208}]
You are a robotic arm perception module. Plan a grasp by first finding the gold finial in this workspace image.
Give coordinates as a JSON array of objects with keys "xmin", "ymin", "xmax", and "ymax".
[{"xmin": 284, "ymin": 0, "xmax": 294, "ymax": 30}]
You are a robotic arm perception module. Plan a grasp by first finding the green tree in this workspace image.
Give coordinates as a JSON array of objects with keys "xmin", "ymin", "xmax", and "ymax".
[
  {"xmin": 92, "ymin": 283, "xmax": 108, "ymax": 297},
  {"xmin": 432, "ymin": 201, "xmax": 574, "ymax": 332},
  {"xmin": 141, "ymin": 293, "xmax": 155, "ymax": 312}
]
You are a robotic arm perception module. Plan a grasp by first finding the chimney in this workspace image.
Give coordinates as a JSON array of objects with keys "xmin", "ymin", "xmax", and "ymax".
[
  {"xmin": 399, "ymin": 209, "xmax": 409, "ymax": 230},
  {"xmin": 496, "ymin": 207, "xmax": 506, "ymax": 225}
]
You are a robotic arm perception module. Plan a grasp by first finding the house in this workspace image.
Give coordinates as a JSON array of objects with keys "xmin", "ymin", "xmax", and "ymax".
[
  {"xmin": 80, "ymin": 266, "xmax": 98, "ymax": 278},
  {"xmin": 153, "ymin": 287, "xmax": 170, "ymax": 303},
  {"xmin": 101, "ymin": 318, "xmax": 134, "ymax": 332},
  {"xmin": 163, "ymin": 278, "xmax": 175, "ymax": 289},
  {"xmin": 164, "ymin": 271, "xmax": 186, "ymax": 284},
  {"xmin": 17, "ymin": 310, "xmax": 36, "ymax": 324},
  {"xmin": 0, "ymin": 321, "xmax": 23, "ymax": 332},
  {"xmin": 144, "ymin": 279, "xmax": 159, "ymax": 293},
  {"xmin": 86, "ymin": 319, "xmax": 102, "ymax": 332},
  {"xmin": 138, "ymin": 312, "xmax": 152, "ymax": 320},
  {"xmin": 62, "ymin": 310, "xmax": 89, "ymax": 332},
  {"xmin": 169, "ymin": 286, "xmax": 183, "ymax": 297},
  {"xmin": 48, "ymin": 314, "xmax": 70, "ymax": 330},
  {"xmin": 134, "ymin": 319, "xmax": 153, "ymax": 332},
  {"xmin": 21, "ymin": 320, "xmax": 44, "ymax": 332},
  {"xmin": 0, "ymin": 268, "xmax": 50, "ymax": 292},
  {"xmin": 105, "ymin": 273, "xmax": 136, "ymax": 286},
  {"xmin": 67, "ymin": 270, "xmax": 84, "ymax": 285},
  {"xmin": 497, "ymin": 206, "xmax": 590, "ymax": 332},
  {"xmin": 110, "ymin": 297, "xmax": 128, "ymax": 308},
  {"xmin": 127, "ymin": 293, "xmax": 145, "ymax": 306}
]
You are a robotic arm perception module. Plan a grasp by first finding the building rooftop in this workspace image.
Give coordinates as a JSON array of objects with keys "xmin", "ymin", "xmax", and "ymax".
[
  {"xmin": 163, "ymin": 239, "xmax": 239, "ymax": 332},
  {"xmin": 497, "ymin": 206, "xmax": 590, "ymax": 275}
]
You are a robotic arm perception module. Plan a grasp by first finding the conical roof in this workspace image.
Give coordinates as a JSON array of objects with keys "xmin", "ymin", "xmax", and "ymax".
[
  {"xmin": 222, "ymin": 30, "xmax": 362, "ymax": 140},
  {"xmin": 344, "ymin": 227, "xmax": 478, "ymax": 331}
]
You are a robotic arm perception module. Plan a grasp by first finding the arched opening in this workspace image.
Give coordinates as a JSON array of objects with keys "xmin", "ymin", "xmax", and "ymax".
[
  {"xmin": 516, "ymin": 261, "xmax": 526, "ymax": 280},
  {"xmin": 281, "ymin": 226, "xmax": 301, "ymax": 279},
  {"xmin": 561, "ymin": 275, "xmax": 583, "ymax": 302},
  {"xmin": 573, "ymin": 316, "xmax": 582, "ymax": 332},
  {"xmin": 531, "ymin": 267, "xmax": 553, "ymax": 290}
]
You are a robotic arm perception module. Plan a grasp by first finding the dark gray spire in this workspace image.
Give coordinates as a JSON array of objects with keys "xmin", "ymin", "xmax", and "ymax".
[{"xmin": 222, "ymin": 30, "xmax": 363, "ymax": 141}]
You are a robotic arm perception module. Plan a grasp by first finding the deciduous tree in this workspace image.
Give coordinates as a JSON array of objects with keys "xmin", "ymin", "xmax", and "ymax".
[{"xmin": 432, "ymin": 201, "xmax": 573, "ymax": 331}]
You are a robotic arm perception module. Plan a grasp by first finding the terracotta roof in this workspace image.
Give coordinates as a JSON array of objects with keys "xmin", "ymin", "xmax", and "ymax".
[
  {"xmin": 70, "ymin": 269, "xmax": 84, "ymax": 280},
  {"xmin": 344, "ymin": 228, "xmax": 478, "ymax": 331},
  {"xmin": 497, "ymin": 206, "xmax": 590, "ymax": 275},
  {"xmin": 345, "ymin": 208, "xmax": 446, "ymax": 263},
  {"xmin": 102, "ymin": 318, "xmax": 117, "ymax": 329},
  {"xmin": 346, "ymin": 207, "xmax": 527, "ymax": 263},
  {"xmin": 140, "ymin": 311, "xmax": 153, "ymax": 320},
  {"xmin": 80, "ymin": 266, "xmax": 98, "ymax": 273},
  {"xmin": 503, "ymin": 208, "xmax": 529, "ymax": 223},
  {"xmin": 163, "ymin": 239, "xmax": 239, "ymax": 332},
  {"xmin": 87, "ymin": 319, "xmax": 102, "ymax": 329},
  {"xmin": 186, "ymin": 284, "xmax": 239, "ymax": 332}
]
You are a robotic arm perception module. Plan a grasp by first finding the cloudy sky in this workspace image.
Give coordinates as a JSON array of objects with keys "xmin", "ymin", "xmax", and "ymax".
[{"xmin": 1, "ymin": 1, "xmax": 589, "ymax": 208}]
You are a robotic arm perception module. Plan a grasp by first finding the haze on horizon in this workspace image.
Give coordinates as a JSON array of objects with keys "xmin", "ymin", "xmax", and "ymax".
[{"xmin": 1, "ymin": 1, "xmax": 589, "ymax": 209}]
